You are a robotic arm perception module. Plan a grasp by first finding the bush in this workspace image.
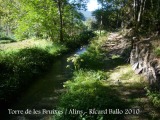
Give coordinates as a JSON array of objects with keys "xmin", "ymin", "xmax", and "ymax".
[
  {"xmin": 55, "ymin": 70, "xmax": 126, "ymax": 120},
  {"xmin": 64, "ymin": 30, "xmax": 96, "ymax": 50},
  {"xmin": 0, "ymin": 36, "xmax": 15, "ymax": 41},
  {"xmin": 45, "ymin": 43, "xmax": 68, "ymax": 56},
  {"xmin": 79, "ymin": 46, "xmax": 105, "ymax": 69},
  {"xmin": 67, "ymin": 42, "xmax": 106, "ymax": 70},
  {"xmin": 146, "ymin": 87, "xmax": 160, "ymax": 108},
  {"xmin": 0, "ymin": 30, "xmax": 95, "ymax": 104},
  {"xmin": 0, "ymin": 47, "xmax": 54, "ymax": 102}
]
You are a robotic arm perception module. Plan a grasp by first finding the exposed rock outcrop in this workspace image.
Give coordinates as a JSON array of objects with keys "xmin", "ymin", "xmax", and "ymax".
[{"xmin": 130, "ymin": 37, "xmax": 160, "ymax": 89}]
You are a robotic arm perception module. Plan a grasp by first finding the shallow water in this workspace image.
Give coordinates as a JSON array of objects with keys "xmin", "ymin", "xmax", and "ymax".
[{"xmin": 5, "ymin": 46, "xmax": 86, "ymax": 120}]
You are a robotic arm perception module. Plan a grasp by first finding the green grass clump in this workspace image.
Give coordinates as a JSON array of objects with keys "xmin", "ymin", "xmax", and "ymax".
[
  {"xmin": 55, "ymin": 70, "xmax": 127, "ymax": 120},
  {"xmin": 146, "ymin": 88, "xmax": 160, "ymax": 108},
  {"xmin": 154, "ymin": 47, "xmax": 160, "ymax": 57}
]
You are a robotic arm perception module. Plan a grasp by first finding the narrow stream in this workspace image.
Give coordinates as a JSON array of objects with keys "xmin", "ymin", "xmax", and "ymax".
[{"xmin": 6, "ymin": 46, "xmax": 86, "ymax": 120}]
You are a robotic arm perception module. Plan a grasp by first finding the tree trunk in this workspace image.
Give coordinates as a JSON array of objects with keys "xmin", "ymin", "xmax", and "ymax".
[
  {"xmin": 135, "ymin": 0, "xmax": 146, "ymax": 34},
  {"xmin": 57, "ymin": 0, "xmax": 63, "ymax": 42},
  {"xmin": 134, "ymin": 0, "xmax": 136, "ymax": 21}
]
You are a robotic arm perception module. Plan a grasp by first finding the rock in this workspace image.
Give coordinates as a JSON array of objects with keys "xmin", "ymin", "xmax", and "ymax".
[{"xmin": 130, "ymin": 38, "xmax": 160, "ymax": 87}]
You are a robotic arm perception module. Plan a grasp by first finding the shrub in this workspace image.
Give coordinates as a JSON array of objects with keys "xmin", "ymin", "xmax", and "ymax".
[
  {"xmin": 0, "ymin": 30, "xmax": 95, "ymax": 104},
  {"xmin": 67, "ymin": 38, "xmax": 106, "ymax": 70},
  {"xmin": 0, "ymin": 36, "xmax": 14, "ymax": 41},
  {"xmin": 0, "ymin": 47, "xmax": 54, "ymax": 102},
  {"xmin": 64, "ymin": 30, "xmax": 96, "ymax": 50},
  {"xmin": 45, "ymin": 43, "xmax": 68, "ymax": 56},
  {"xmin": 146, "ymin": 87, "xmax": 160, "ymax": 108},
  {"xmin": 55, "ymin": 70, "xmax": 126, "ymax": 120}
]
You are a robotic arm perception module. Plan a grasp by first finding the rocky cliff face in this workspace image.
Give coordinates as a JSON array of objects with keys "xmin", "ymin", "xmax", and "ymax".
[{"xmin": 130, "ymin": 37, "xmax": 160, "ymax": 89}]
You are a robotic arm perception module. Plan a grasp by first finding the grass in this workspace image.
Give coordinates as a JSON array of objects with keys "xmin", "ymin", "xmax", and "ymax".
[
  {"xmin": 0, "ymin": 45, "xmax": 66, "ymax": 102},
  {"xmin": 56, "ymin": 64, "xmax": 160, "ymax": 120},
  {"xmin": 67, "ymin": 32, "xmax": 126, "ymax": 70},
  {"xmin": 0, "ymin": 39, "xmax": 67, "ymax": 51},
  {"xmin": 0, "ymin": 43, "xmax": 64, "ymax": 101},
  {"xmin": 106, "ymin": 65, "xmax": 160, "ymax": 119},
  {"xmin": 55, "ymin": 70, "xmax": 128, "ymax": 120}
]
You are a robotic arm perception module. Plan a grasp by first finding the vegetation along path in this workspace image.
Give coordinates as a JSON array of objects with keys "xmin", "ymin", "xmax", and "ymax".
[
  {"xmin": 1, "ymin": 0, "xmax": 160, "ymax": 119},
  {"xmin": 55, "ymin": 32, "xmax": 160, "ymax": 120},
  {"xmin": 102, "ymin": 32, "xmax": 160, "ymax": 119},
  {"xmin": 4, "ymin": 47, "xmax": 87, "ymax": 120}
]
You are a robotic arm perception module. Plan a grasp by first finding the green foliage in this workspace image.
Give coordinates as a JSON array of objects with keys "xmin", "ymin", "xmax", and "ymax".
[
  {"xmin": 55, "ymin": 70, "xmax": 126, "ymax": 120},
  {"xmin": 0, "ymin": 48, "xmax": 52, "ymax": 99},
  {"xmin": 45, "ymin": 43, "xmax": 68, "ymax": 56},
  {"xmin": 64, "ymin": 30, "xmax": 96, "ymax": 50},
  {"xmin": 146, "ymin": 87, "xmax": 160, "ymax": 108},
  {"xmin": 93, "ymin": 0, "xmax": 160, "ymax": 34},
  {"xmin": 67, "ymin": 48, "xmax": 105, "ymax": 70},
  {"xmin": 67, "ymin": 54, "xmax": 80, "ymax": 70},
  {"xmin": 67, "ymin": 35, "xmax": 106, "ymax": 70},
  {"xmin": 78, "ymin": 47, "xmax": 105, "ymax": 69},
  {"xmin": 93, "ymin": 0, "xmax": 123, "ymax": 30},
  {"xmin": 0, "ymin": 0, "xmax": 87, "ymax": 41},
  {"xmin": 154, "ymin": 47, "xmax": 160, "ymax": 57},
  {"xmin": 0, "ymin": 39, "xmax": 15, "ymax": 44},
  {"xmin": 0, "ymin": 42, "xmax": 67, "ymax": 102},
  {"xmin": 0, "ymin": 36, "xmax": 14, "ymax": 40}
]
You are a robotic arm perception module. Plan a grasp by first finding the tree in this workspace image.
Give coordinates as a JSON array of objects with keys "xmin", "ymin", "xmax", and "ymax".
[
  {"xmin": 0, "ymin": 0, "xmax": 88, "ymax": 41},
  {"xmin": 93, "ymin": 0, "xmax": 160, "ymax": 35},
  {"xmin": 93, "ymin": 0, "xmax": 123, "ymax": 31}
]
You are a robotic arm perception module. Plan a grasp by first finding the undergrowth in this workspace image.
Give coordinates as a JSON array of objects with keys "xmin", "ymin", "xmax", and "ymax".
[
  {"xmin": 67, "ymin": 35, "xmax": 107, "ymax": 70},
  {"xmin": 146, "ymin": 87, "xmax": 160, "ymax": 108},
  {"xmin": 0, "ymin": 45, "xmax": 66, "ymax": 102},
  {"xmin": 55, "ymin": 70, "xmax": 127, "ymax": 120},
  {"xmin": 55, "ymin": 33, "xmax": 131, "ymax": 120},
  {"xmin": 64, "ymin": 30, "xmax": 96, "ymax": 50},
  {"xmin": 0, "ymin": 30, "xmax": 95, "ymax": 103}
]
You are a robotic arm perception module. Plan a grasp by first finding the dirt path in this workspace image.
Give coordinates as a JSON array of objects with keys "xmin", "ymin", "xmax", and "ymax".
[
  {"xmin": 106, "ymin": 65, "xmax": 160, "ymax": 119},
  {"xmin": 102, "ymin": 32, "xmax": 130, "ymax": 58},
  {"xmin": 102, "ymin": 32, "xmax": 160, "ymax": 119}
]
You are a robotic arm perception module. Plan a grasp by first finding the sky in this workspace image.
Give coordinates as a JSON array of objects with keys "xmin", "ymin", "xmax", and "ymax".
[{"xmin": 87, "ymin": 0, "xmax": 100, "ymax": 11}]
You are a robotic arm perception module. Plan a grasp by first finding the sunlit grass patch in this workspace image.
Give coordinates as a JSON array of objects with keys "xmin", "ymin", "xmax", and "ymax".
[
  {"xmin": 94, "ymin": 30, "xmax": 107, "ymax": 36},
  {"xmin": 0, "ymin": 39, "xmax": 68, "ymax": 56},
  {"xmin": 0, "ymin": 39, "xmax": 53, "ymax": 51},
  {"xmin": 108, "ymin": 65, "xmax": 146, "ymax": 86}
]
